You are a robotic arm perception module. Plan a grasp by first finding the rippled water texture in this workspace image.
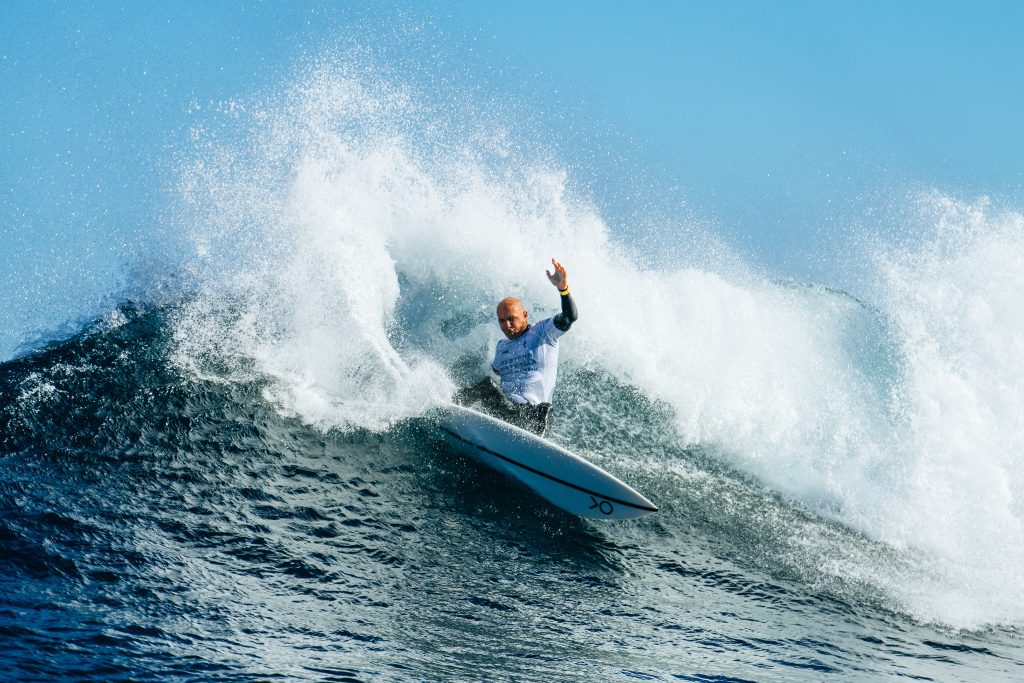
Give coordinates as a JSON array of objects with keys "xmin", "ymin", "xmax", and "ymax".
[{"xmin": 2, "ymin": 309, "xmax": 1022, "ymax": 681}]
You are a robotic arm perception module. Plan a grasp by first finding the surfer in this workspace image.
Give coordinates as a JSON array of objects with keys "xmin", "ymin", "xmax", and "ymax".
[{"xmin": 456, "ymin": 258, "xmax": 578, "ymax": 436}]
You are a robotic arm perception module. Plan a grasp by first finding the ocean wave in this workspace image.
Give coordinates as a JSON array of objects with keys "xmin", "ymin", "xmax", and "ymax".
[{"xmin": 4, "ymin": 59, "xmax": 1024, "ymax": 633}]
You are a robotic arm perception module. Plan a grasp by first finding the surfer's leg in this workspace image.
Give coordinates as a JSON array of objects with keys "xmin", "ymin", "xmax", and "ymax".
[
  {"xmin": 455, "ymin": 378, "xmax": 501, "ymax": 406},
  {"xmin": 455, "ymin": 378, "xmax": 516, "ymax": 419},
  {"xmin": 527, "ymin": 403, "xmax": 552, "ymax": 437},
  {"xmin": 454, "ymin": 379, "xmax": 550, "ymax": 434},
  {"xmin": 536, "ymin": 403, "xmax": 552, "ymax": 436}
]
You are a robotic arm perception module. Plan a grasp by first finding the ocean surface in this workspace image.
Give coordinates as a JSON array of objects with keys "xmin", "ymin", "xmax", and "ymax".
[{"xmin": 5, "ymin": 54, "xmax": 1024, "ymax": 682}]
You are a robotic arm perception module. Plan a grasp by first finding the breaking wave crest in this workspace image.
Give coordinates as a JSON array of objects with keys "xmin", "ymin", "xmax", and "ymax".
[{"xmin": 76, "ymin": 59, "xmax": 1024, "ymax": 630}]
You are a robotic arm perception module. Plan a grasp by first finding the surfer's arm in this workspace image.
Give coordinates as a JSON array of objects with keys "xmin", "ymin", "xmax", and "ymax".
[
  {"xmin": 547, "ymin": 258, "xmax": 577, "ymax": 332},
  {"xmin": 553, "ymin": 288, "xmax": 577, "ymax": 332}
]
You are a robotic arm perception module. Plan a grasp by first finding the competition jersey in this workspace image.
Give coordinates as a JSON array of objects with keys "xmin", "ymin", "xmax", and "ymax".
[{"xmin": 492, "ymin": 317, "xmax": 566, "ymax": 405}]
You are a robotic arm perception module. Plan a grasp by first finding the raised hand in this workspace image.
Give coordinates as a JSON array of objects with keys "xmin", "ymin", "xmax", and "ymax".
[{"xmin": 546, "ymin": 258, "xmax": 568, "ymax": 291}]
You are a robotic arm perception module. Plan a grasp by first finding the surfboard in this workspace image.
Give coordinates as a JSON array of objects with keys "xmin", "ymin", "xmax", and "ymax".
[{"xmin": 432, "ymin": 404, "xmax": 658, "ymax": 520}]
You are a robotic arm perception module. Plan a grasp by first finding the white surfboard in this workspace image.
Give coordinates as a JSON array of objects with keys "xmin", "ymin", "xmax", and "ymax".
[{"xmin": 432, "ymin": 404, "xmax": 658, "ymax": 520}]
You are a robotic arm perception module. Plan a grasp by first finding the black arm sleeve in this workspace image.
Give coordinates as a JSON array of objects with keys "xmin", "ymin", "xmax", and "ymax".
[{"xmin": 553, "ymin": 291, "xmax": 578, "ymax": 332}]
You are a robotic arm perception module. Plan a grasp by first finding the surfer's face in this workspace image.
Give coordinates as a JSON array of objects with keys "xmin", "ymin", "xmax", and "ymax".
[{"xmin": 496, "ymin": 298, "xmax": 529, "ymax": 339}]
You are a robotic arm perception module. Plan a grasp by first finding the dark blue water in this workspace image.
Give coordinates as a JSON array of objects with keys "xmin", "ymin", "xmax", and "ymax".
[{"xmin": 2, "ymin": 306, "xmax": 1022, "ymax": 681}]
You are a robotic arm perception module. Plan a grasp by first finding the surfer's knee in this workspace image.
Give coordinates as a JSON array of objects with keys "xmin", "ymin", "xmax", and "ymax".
[{"xmin": 526, "ymin": 403, "xmax": 552, "ymax": 437}]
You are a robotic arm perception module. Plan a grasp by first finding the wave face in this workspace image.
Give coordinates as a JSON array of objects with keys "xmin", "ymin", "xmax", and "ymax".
[{"xmin": 3, "ymin": 60, "xmax": 1024, "ymax": 679}]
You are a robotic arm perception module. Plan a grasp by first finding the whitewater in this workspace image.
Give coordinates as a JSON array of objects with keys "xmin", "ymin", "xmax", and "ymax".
[{"xmin": 3, "ymin": 60, "xmax": 1024, "ymax": 681}]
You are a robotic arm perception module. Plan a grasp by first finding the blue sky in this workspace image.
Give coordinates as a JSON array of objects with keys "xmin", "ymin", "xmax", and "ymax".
[
  {"xmin": 2, "ymin": 1, "xmax": 1022, "ymax": 359},
  {"xmin": 453, "ymin": 1, "xmax": 1023, "ymax": 259}
]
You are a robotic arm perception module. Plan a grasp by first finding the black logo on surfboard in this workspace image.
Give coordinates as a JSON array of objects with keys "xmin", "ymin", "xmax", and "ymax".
[{"xmin": 589, "ymin": 496, "xmax": 613, "ymax": 515}]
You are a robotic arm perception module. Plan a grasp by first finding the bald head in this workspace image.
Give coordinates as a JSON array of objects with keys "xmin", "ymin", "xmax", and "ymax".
[{"xmin": 496, "ymin": 296, "xmax": 529, "ymax": 340}]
